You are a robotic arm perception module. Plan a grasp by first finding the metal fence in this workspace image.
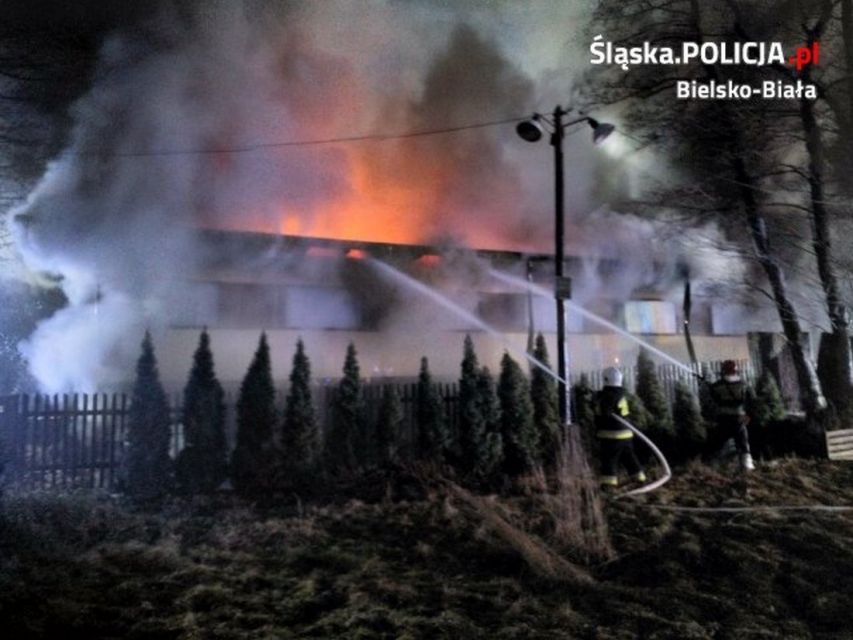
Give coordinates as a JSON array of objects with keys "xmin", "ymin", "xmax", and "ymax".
[{"xmin": 569, "ymin": 358, "xmax": 756, "ymax": 406}]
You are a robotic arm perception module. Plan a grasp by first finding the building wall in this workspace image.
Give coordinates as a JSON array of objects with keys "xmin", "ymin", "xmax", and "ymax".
[
  {"xmin": 153, "ymin": 327, "xmax": 749, "ymax": 392},
  {"xmin": 146, "ymin": 232, "xmax": 754, "ymax": 391}
]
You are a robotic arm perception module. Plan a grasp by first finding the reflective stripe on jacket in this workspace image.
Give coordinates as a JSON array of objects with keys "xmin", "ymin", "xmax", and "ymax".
[
  {"xmin": 596, "ymin": 428, "xmax": 634, "ymax": 440},
  {"xmin": 595, "ymin": 387, "xmax": 633, "ymax": 440}
]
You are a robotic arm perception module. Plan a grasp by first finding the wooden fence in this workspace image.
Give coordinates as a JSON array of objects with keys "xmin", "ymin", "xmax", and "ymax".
[{"xmin": 0, "ymin": 360, "xmax": 751, "ymax": 490}]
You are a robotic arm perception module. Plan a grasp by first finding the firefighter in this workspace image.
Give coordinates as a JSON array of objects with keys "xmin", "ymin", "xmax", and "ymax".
[
  {"xmin": 707, "ymin": 360, "xmax": 755, "ymax": 471},
  {"xmin": 594, "ymin": 367, "xmax": 647, "ymax": 488}
]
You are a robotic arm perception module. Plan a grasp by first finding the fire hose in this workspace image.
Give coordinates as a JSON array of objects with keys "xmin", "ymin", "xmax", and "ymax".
[
  {"xmin": 610, "ymin": 413, "xmax": 672, "ymax": 496},
  {"xmin": 609, "ymin": 415, "xmax": 853, "ymax": 513}
]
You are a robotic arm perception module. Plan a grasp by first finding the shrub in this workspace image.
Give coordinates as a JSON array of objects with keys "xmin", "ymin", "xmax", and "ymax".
[
  {"xmin": 530, "ymin": 334, "xmax": 560, "ymax": 459},
  {"xmin": 624, "ymin": 391, "xmax": 651, "ymax": 432},
  {"xmin": 749, "ymin": 371, "xmax": 787, "ymax": 458},
  {"xmin": 325, "ymin": 343, "xmax": 364, "ymax": 473},
  {"xmin": 457, "ymin": 336, "xmax": 502, "ymax": 477},
  {"xmin": 475, "ymin": 366, "xmax": 503, "ymax": 478},
  {"xmin": 125, "ymin": 331, "xmax": 173, "ymax": 501},
  {"xmin": 376, "ymin": 385, "xmax": 404, "ymax": 465},
  {"xmin": 231, "ymin": 333, "xmax": 278, "ymax": 496},
  {"xmin": 415, "ymin": 357, "xmax": 449, "ymax": 462},
  {"xmin": 571, "ymin": 373, "xmax": 596, "ymax": 453},
  {"xmin": 635, "ymin": 349, "xmax": 675, "ymax": 452},
  {"xmin": 498, "ymin": 352, "xmax": 538, "ymax": 475},
  {"xmin": 175, "ymin": 329, "xmax": 227, "ymax": 494},
  {"xmin": 457, "ymin": 335, "xmax": 482, "ymax": 472},
  {"xmin": 671, "ymin": 381, "xmax": 706, "ymax": 462},
  {"xmin": 751, "ymin": 371, "xmax": 786, "ymax": 428},
  {"xmin": 281, "ymin": 338, "xmax": 318, "ymax": 474},
  {"xmin": 571, "ymin": 374, "xmax": 596, "ymax": 431}
]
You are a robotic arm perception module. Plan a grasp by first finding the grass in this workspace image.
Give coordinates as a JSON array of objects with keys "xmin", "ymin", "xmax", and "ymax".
[{"xmin": 2, "ymin": 458, "xmax": 853, "ymax": 638}]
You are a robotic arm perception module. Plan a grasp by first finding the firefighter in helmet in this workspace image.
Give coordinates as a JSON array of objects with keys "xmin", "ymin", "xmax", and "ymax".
[
  {"xmin": 594, "ymin": 367, "xmax": 647, "ymax": 488},
  {"xmin": 707, "ymin": 360, "xmax": 755, "ymax": 471}
]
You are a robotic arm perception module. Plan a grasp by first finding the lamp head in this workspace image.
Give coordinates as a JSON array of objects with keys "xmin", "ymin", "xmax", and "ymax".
[
  {"xmin": 587, "ymin": 117, "xmax": 615, "ymax": 145},
  {"xmin": 516, "ymin": 118, "xmax": 543, "ymax": 143}
]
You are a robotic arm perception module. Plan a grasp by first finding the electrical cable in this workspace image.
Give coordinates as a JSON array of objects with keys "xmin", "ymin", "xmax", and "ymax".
[{"xmin": 71, "ymin": 115, "xmax": 529, "ymax": 158}]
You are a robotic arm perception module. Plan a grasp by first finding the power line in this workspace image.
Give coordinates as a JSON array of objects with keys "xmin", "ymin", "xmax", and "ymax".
[{"xmin": 69, "ymin": 115, "xmax": 529, "ymax": 158}]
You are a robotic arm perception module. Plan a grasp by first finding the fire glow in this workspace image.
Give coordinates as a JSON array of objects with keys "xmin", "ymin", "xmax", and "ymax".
[{"xmin": 207, "ymin": 140, "xmax": 538, "ymax": 251}]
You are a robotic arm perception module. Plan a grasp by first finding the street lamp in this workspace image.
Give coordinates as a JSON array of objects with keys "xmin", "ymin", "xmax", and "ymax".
[{"xmin": 516, "ymin": 106, "xmax": 614, "ymax": 425}]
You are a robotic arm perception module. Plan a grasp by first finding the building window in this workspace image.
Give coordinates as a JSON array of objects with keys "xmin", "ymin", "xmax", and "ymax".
[
  {"xmin": 624, "ymin": 301, "xmax": 676, "ymax": 335},
  {"xmin": 217, "ymin": 283, "xmax": 286, "ymax": 328},
  {"xmin": 168, "ymin": 282, "xmax": 219, "ymax": 328},
  {"xmin": 285, "ymin": 286, "xmax": 359, "ymax": 330},
  {"xmin": 477, "ymin": 293, "xmax": 526, "ymax": 331}
]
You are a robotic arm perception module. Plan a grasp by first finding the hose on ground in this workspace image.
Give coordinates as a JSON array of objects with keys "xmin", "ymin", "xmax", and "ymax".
[
  {"xmin": 609, "ymin": 414, "xmax": 853, "ymax": 513},
  {"xmin": 610, "ymin": 413, "xmax": 672, "ymax": 497}
]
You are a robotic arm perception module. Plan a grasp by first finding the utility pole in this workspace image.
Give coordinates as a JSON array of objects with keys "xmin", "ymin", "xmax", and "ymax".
[
  {"xmin": 552, "ymin": 105, "xmax": 571, "ymax": 425},
  {"xmin": 516, "ymin": 107, "xmax": 614, "ymax": 426}
]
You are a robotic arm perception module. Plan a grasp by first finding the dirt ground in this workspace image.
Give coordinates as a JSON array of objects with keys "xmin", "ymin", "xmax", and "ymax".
[{"xmin": 1, "ymin": 458, "xmax": 852, "ymax": 639}]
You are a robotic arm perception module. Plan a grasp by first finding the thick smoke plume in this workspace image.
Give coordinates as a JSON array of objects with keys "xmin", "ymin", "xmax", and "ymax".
[
  {"xmin": 10, "ymin": 3, "xmax": 546, "ymax": 392},
  {"xmin": 9, "ymin": 1, "xmax": 748, "ymax": 392}
]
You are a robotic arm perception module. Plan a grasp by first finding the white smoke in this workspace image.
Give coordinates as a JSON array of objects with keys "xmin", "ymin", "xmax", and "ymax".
[
  {"xmin": 8, "ymin": 0, "xmax": 753, "ymax": 392},
  {"xmin": 10, "ymin": 3, "xmax": 328, "ymax": 392}
]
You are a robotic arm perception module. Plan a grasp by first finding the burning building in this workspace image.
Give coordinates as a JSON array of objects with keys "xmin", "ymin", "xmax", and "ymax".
[
  {"xmin": 6, "ymin": 5, "xmax": 798, "ymax": 395},
  {"xmin": 137, "ymin": 227, "xmax": 757, "ymax": 392}
]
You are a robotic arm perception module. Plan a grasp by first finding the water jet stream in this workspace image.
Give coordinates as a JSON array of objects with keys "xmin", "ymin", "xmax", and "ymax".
[
  {"xmin": 371, "ymin": 258, "xmax": 673, "ymax": 496},
  {"xmin": 369, "ymin": 258, "xmax": 567, "ymax": 386},
  {"xmin": 488, "ymin": 269, "xmax": 696, "ymax": 376}
]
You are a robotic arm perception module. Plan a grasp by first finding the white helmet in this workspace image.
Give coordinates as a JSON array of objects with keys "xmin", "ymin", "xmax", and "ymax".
[{"xmin": 603, "ymin": 366, "xmax": 623, "ymax": 387}]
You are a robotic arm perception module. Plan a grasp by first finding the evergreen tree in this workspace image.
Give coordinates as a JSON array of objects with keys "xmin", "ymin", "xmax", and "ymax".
[
  {"xmin": 325, "ymin": 343, "xmax": 364, "ymax": 472},
  {"xmin": 125, "ymin": 331, "xmax": 173, "ymax": 501},
  {"xmin": 175, "ymin": 329, "xmax": 227, "ymax": 493},
  {"xmin": 376, "ymin": 385, "xmax": 404, "ymax": 465},
  {"xmin": 231, "ymin": 333, "xmax": 278, "ymax": 495},
  {"xmin": 750, "ymin": 371, "xmax": 787, "ymax": 428},
  {"xmin": 457, "ymin": 334, "xmax": 483, "ymax": 472},
  {"xmin": 498, "ymin": 352, "xmax": 538, "ymax": 475},
  {"xmin": 571, "ymin": 373, "xmax": 597, "ymax": 454},
  {"xmin": 530, "ymin": 333, "xmax": 560, "ymax": 458},
  {"xmin": 476, "ymin": 366, "xmax": 503, "ymax": 477},
  {"xmin": 635, "ymin": 349, "xmax": 675, "ymax": 450},
  {"xmin": 748, "ymin": 371, "xmax": 786, "ymax": 459},
  {"xmin": 625, "ymin": 391, "xmax": 652, "ymax": 431},
  {"xmin": 281, "ymin": 339, "xmax": 318, "ymax": 473},
  {"xmin": 571, "ymin": 373, "xmax": 596, "ymax": 429},
  {"xmin": 672, "ymin": 381, "xmax": 706, "ymax": 462},
  {"xmin": 415, "ymin": 356, "xmax": 448, "ymax": 462}
]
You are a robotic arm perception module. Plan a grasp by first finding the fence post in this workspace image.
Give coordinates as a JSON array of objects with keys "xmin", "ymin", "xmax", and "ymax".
[{"xmin": 0, "ymin": 395, "xmax": 21, "ymax": 487}]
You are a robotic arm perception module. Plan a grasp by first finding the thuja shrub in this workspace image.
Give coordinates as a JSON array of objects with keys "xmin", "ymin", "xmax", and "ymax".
[
  {"xmin": 231, "ymin": 333, "xmax": 278, "ymax": 496},
  {"xmin": 124, "ymin": 332, "xmax": 173, "ymax": 501},
  {"xmin": 175, "ymin": 329, "xmax": 228, "ymax": 494}
]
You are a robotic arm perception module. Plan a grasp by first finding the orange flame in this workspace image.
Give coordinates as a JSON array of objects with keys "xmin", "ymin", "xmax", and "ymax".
[
  {"xmin": 204, "ymin": 128, "xmax": 537, "ymax": 251},
  {"xmin": 416, "ymin": 254, "xmax": 441, "ymax": 267}
]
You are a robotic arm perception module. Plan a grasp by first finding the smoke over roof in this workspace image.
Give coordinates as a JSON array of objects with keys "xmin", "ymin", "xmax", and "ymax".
[{"xmin": 5, "ymin": 1, "xmax": 748, "ymax": 392}]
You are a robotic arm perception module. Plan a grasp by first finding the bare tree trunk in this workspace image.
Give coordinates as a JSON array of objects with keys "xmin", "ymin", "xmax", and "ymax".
[
  {"xmin": 687, "ymin": 0, "xmax": 827, "ymax": 417},
  {"xmin": 732, "ymin": 157, "xmax": 826, "ymax": 416},
  {"xmin": 842, "ymin": 0, "xmax": 853, "ymax": 151},
  {"xmin": 800, "ymin": 90, "xmax": 853, "ymax": 412}
]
